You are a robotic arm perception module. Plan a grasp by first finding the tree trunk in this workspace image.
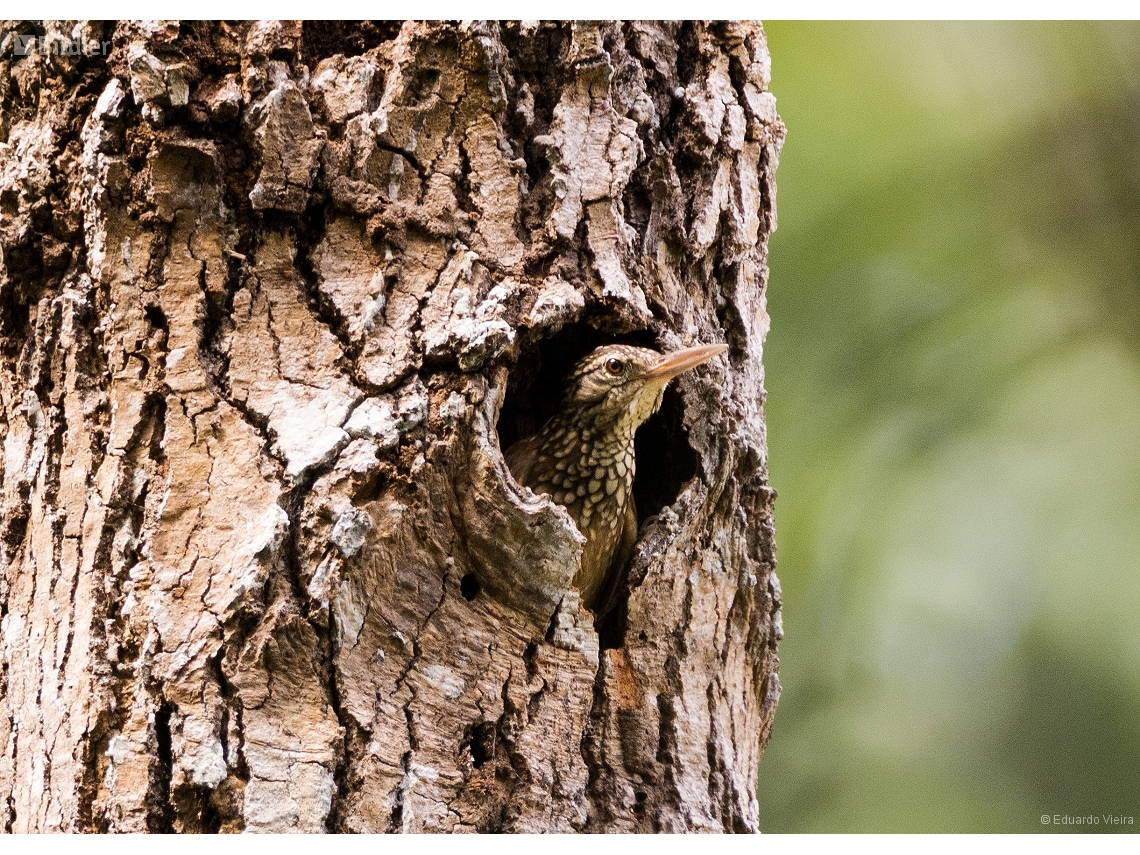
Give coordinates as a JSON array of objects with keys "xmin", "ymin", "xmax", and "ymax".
[{"xmin": 0, "ymin": 20, "xmax": 783, "ymax": 833}]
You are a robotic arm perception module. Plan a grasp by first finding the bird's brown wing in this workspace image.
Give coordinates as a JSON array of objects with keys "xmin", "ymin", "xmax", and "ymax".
[
  {"xmin": 592, "ymin": 494, "xmax": 639, "ymax": 618},
  {"xmin": 615, "ymin": 495, "xmax": 639, "ymax": 580},
  {"xmin": 504, "ymin": 434, "xmax": 539, "ymax": 487}
]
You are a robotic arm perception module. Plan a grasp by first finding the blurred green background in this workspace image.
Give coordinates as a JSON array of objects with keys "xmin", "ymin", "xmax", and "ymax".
[{"xmin": 758, "ymin": 22, "xmax": 1140, "ymax": 833}]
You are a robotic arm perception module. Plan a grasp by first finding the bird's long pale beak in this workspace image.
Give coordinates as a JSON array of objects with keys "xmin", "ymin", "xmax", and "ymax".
[{"xmin": 643, "ymin": 343, "xmax": 729, "ymax": 382}]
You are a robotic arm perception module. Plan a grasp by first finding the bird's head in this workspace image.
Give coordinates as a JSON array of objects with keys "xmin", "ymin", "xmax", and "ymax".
[{"xmin": 561, "ymin": 342, "xmax": 729, "ymax": 433}]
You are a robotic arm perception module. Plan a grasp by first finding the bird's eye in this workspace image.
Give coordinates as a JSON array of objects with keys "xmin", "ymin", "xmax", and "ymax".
[{"xmin": 605, "ymin": 357, "xmax": 625, "ymax": 375}]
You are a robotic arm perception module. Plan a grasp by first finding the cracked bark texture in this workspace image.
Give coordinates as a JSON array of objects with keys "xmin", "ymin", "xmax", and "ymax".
[{"xmin": 0, "ymin": 20, "xmax": 783, "ymax": 833}]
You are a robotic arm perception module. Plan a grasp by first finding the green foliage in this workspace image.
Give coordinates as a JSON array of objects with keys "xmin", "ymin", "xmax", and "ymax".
[{"xmin": 759, "ymin": 21, "xmax": 1140, "ymax": 833}]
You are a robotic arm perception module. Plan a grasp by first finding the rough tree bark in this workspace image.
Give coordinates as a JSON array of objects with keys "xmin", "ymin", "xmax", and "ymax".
[{"xmin": 0, "ymin": 20, "xmax": 783, "ymax": 832}]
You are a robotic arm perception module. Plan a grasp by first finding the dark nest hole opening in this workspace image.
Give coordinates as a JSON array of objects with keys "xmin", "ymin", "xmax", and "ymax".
[
  {"xmin": 463, "ymin": 721, "xmax": 498, "ymax": 769},
  {"xmin": 460, "ymin": 572, "xmax": 481, "ymax": 602},
  {"xmin": 497, "ymin": 320, "xmax": 700, "ymax": 647}
]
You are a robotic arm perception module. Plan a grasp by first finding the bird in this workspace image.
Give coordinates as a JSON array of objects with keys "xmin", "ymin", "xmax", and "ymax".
[{"xmin": 505, "ymin": 342, "xmax": 728, "ymax": 616}]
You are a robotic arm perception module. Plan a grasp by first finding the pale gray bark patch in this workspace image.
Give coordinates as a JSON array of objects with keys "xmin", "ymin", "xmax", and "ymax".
[{"xmin": 0, "ymin": 20, "xmax": 783, "ymax": 832}]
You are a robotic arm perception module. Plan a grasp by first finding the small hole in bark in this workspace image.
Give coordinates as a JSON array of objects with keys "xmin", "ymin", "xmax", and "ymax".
[
  {"xmin": 460, "ymin": 573, "xmax": 481, "ymax": 601},
  {"xmin": 469, "ymin": 722, "xmax": 497, "ymax": 768},
  {"xmin": 634, "ymin": 790, "xmax": 648, "ymax": 816},
  {"xmin": 144, "ymin": 304, "xmax": 169, "ymax": 333}
]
